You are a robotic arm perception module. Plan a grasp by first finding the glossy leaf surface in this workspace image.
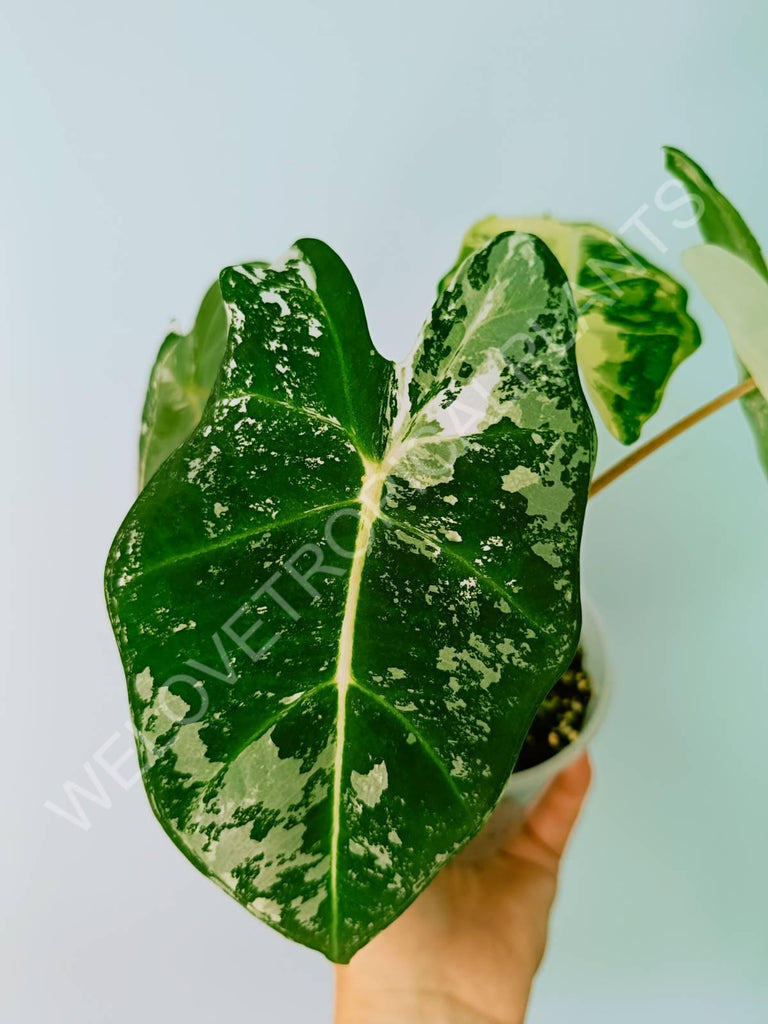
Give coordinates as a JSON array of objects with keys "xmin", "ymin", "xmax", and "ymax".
[
  {"xmin": 443, "ymin": 215, "xmax": 701, "ymax": 444},
  {"xmin": 105, "ymin": 233, "xmax": 595, "ymax": 961}
]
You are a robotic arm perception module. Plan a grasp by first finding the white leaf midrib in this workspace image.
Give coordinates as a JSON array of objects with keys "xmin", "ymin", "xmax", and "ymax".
[{"xmin": 328, "ymin": 458, "xmax": 385, "ymax": 956}]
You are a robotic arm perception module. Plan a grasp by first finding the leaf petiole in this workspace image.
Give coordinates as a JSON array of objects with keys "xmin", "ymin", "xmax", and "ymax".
[{"xmin": 589, "ymin": 377, "xmax": 758, "ymax": 497}]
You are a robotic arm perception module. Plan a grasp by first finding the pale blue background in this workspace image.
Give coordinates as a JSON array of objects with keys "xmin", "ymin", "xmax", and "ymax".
[{"xmin": 2, "ymin": 2, "xmax": 767, "ymax": 1021}]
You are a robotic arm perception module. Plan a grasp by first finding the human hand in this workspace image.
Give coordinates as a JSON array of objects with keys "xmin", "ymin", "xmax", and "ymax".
[{"xmin": 334, "ymin": 753, "xmax": 592, "ymax": 1024}]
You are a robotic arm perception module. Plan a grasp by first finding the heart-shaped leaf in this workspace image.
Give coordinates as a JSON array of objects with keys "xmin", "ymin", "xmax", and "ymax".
[
  {"xmin": 105, "ymin": 233, "xmax": 595, "ymax": 962},
  {"xmin": 442, "ymin": 215, "xmax": 701, "ymax": 445},
  {"xmin": 664, "ymin": 146, "xmax": 768, "ymax": 476}
]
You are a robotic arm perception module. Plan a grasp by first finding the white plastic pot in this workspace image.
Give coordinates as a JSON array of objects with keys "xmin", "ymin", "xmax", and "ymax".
[{"xmin": 502, "ymin": 597, "xmax": 612, "ymax": 808}]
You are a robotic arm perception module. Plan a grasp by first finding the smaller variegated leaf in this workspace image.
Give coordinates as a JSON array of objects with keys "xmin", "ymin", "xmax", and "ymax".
[
  {"xmin": 665, "ymin": 146, "xmax": 768, "ymax": 476},
  {"xmin": 664, "ymin": 147, "xmax": 767, "ymax": 274},
  {"xmin": 442, "ymin": 215, "xmax": 701, "ymax": 445}
]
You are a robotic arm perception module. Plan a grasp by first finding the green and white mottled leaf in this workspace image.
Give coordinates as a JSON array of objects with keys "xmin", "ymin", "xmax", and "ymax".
[
  {"xmin": 442, "ymin": 215, "xmax": 701, "ymax": 445},
  {"xmin": 105, "ymin": 233, "xmax": 595, "ymax": 962},
  {"xmin": 665, "ymin": 146, "xmax": 768, "ymax": 475}
]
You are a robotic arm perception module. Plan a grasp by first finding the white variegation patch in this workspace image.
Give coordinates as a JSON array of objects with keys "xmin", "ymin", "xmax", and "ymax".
[
  {"xmin": 351, "ymin": 762, "xmax": 388, "ymax": 808},
  {"xmin": 682, "ymin": 245, "xmax": 768, "ymax": 400}
]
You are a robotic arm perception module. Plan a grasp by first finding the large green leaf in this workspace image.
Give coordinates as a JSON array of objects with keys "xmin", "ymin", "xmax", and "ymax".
[
  {"xmin": 442, "ymin": 215, "xmax": 701, "ymax": 445},
  {"xmin": 664, "ymin": 146, "xmax": 768, "ymax": 475},
  {"xmin": 105, "ymin": 233, "xmax": 595, "ymax": 962}
]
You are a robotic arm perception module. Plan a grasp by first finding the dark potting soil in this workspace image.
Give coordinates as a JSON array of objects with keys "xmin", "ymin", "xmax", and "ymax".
[{"xmin": 513, "ymin": 649, "xmax": 593, "ymax": 773}]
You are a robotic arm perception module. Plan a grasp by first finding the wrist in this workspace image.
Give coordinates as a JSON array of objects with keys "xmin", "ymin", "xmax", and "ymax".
[{"xmin": 334, "ymin": 968, "xmax": 529, "ymax": 1024}]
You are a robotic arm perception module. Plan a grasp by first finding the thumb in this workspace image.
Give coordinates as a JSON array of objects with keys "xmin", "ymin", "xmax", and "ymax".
[{"xmin": 504, "ymin": 753, "xmax": 592, "ymax": 865}]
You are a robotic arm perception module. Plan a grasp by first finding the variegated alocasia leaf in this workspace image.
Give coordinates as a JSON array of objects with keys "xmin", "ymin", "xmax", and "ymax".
[
  {"xmin": 441, "ymin": 215, "xmax": 701, "ymax": 445},
  {"xmin": 665, "ymin": 146, "xmax": 768, "ymax": 476},
  {"xmin": 664, "ymin": 147, "xmax": 767, "ymax": 273},
  {"xmin": 105, "ymin": 232, "xmax": 595, "ymax": 962}
]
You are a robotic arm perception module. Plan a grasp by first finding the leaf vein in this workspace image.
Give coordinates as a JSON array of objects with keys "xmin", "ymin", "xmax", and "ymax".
[
  {"xmin": 137, "ymin": 500, "xmax": 359, "ymax": 579},
  {"xmin": 195, "ymin": 678, "xmax": 336, "ymax": 798},
  {"xmin": 221, "ymin": 391, "xmax": 350, "ymax": 435},
  {"xmin": 350, "ymin": 678, "xmax": 469, "ymax": 811},
  {"xmin": 380, "ymin": 514, "xmax": 543, "ymax": 630}
]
